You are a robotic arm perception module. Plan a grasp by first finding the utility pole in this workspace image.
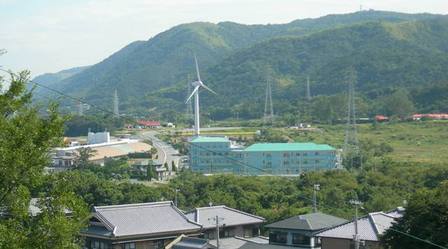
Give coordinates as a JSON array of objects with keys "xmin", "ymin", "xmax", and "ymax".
[
  {"xmin": 350, "ymin": 199, "xmax": 363, "ymax": 249},
  {"xmin": 209, "ymin": 215, "xmax": 225, "ymax": 249},
  {"xmin": 174, "ymin": 189, "xmax": 180, "ymax": 207},
  {"xmin": 313, "ymin": 184, "xmax": 320, "ymax": 213}
]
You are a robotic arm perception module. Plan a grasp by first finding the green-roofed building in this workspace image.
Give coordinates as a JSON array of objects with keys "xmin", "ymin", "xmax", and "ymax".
[{"xmin": 189, "ymin": 136, "xmax": 339, "ymax": 175}]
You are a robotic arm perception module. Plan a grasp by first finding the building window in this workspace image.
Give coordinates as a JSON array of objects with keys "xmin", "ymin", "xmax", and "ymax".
[
  {"xmin": 269, "ymin": 231, "xmax": 287, "ymax": 244},
  {"xmin": 292, "ymin": 233, "xmax": 311, "ymax": 245},
  {"xmin": 124, "ymin": 243, "xmax": 136, "ymax": 249},
  {"xmin": 91, "ymin": 241, "xmax": 108, "ymax": 249}
]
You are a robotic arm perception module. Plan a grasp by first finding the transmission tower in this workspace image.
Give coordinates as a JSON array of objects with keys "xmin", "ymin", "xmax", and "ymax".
[
  {"xmin": 185, "ymin": 75, "xmax": 193, "ymax": 120},
  {"xmin": 78, "ymin": 100, "xmax": 83, "ymax": 116},
  {"xmin": 263, "ymin": 79, "xmax": 274, "ymax": 125},
  {"xmin": 343, "ymin": 69, "xmax": 361, "ymax": 169},
  {"xmin": 306, "ymin": 76, "xmax": 311, "ymax": 101},
  {"xmin": 113, "ymin": 89, "xmax": 119, "ymax": 117}
]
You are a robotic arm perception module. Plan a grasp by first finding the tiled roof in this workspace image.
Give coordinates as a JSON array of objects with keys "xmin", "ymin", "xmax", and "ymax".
[
  {"xmin": 244, "ymin": 143, "xmax": 335, "ymax": 152},
  {"xmin": 92, "ymin": 201, "xmax": 202, "ymax": 238},
  {"xmin": 173, "ymin": 237, "xmax": 213, "ymax": 249},
  {"xmin": 238, "ymin": 242, "xmax": 302, "ymax": 249},
  {"xmin": 316, "ymin": 210, "xmax": 404, "ymax": 242},
  {"xmin": 266, "ymin": 212, "xmax": 347, "ymax": 231},
  {"xmin": 185, "ymin": 206, "xmax": 265, "ymax": 229},
  {"xmin": 190, "ymin": 136, "xmax": 230, "ymax": 143}
]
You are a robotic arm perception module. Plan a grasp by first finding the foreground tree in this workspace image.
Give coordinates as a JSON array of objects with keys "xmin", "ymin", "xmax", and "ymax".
[
  {"xmin": 381, "ymin": 181, "xmax": 448, "ymax": 249},
  {"xmin": 0, "ymin": 71, "xmax": 88, "ymax": 248}
]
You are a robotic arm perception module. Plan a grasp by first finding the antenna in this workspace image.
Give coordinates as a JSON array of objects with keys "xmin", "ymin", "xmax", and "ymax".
[
  {"xmin": 113, "ymin": 89, "xmax": 119, "ymax": 117},
  {"xmin": 343, "ymin": 68, "xmax": 361, "ymax": 169},
  {"xmin": 263, "ymin": 78, "xmax": 274, "ymax": 126}
]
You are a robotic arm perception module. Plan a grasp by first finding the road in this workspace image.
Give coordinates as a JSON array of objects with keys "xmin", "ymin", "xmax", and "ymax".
[{"xmin": 138, "ymin": 130, "xmax": 181, "ymax": 171}]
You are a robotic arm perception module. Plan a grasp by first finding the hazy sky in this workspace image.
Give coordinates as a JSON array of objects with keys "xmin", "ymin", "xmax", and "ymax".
[{"xmin": 1, "ymin": 0, "xmax": 447, "ymax": 77}]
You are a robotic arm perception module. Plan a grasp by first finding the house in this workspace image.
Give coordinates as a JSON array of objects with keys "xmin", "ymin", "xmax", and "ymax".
[
  {"xmin": 265, "ymin": 212, "xmax": 347, "ymax": 248},
  {"xmin": 412, "ymin": 113, "xmax": 448, "ymax": 121},
  {"xmin": 81, "ymin": 201, "xmax": 202, "ymax": 249},
  {"xmin": 166, "ymin": 235, "xmax": 216, "ymax": 249},
  {"xmin": 316, "ymin": 208, "xmax": 404, "ymax": 249},
  {"xmin": 137, "ymin": 120, "xmax": 161, "ymax": 128},
  {"xmin": 185, "ymin": 205, "xmax": 265, "ymax": 240}
]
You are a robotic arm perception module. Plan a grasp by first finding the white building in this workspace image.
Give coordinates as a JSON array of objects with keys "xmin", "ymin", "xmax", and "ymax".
[{"xmin": 87, "ymin": 131, "xmax": 110, "ymax": 144}]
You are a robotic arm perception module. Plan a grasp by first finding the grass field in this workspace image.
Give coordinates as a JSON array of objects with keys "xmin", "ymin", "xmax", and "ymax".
[
  {"xmin": 168, "ymin": 121, "xmax": 448, "ymax": 165},
  {"xmin": 285, "ymin": 121, "xmax": 448, "ymax": 164}
]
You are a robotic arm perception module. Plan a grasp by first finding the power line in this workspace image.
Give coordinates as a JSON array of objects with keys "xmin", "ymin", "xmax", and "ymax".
[
  {"xmin": 375, "ymin": 223, "xmax": 448, "ymax": 249},
  {"xmin": 0, "ymin": 68, "xmax": 117, "ymax": 116},
  {"xmin": 186, "ymin": 141, "xmax": 268, "ymax": 173}
]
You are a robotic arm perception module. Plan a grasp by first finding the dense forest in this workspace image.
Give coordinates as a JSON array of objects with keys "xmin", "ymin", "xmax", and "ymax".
[{"xmin": 32, "ymin": 11, "xmax": 448, "ymax": 121}]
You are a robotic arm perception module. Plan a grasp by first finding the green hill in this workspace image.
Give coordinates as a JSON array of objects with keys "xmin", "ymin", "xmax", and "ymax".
[
  {"xmin": 32, "ymin": 11, "xmax": 447, "ymax": 118},
  {"xmin": 151, "ymin": 18, "xmax": 448, "ymax": 120}
]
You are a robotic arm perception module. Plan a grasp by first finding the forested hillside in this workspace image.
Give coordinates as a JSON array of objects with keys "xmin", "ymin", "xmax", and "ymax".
[
  {"xmin": 151, "ymin": 17, "xmax": 448, "ymax": 121},
  {"xmin": 32, "ymin": 11, "xmax": 447, "ymax": 118}
]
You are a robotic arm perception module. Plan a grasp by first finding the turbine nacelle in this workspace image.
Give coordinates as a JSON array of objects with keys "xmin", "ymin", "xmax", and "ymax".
[{"xmin": 185, "ymin": 56, "xmax": 216, "ymax": 104}]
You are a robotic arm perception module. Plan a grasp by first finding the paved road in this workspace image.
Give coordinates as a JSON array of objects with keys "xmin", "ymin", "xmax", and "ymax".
[{"xmin": 138, "ymin": 130, "xmax": 181, "ymax": 171}]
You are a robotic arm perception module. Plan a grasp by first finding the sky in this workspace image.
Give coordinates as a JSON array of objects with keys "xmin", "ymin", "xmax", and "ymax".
[{"xmin": 1, "ymin": 0, "xmax": 447, "ymax": 77}]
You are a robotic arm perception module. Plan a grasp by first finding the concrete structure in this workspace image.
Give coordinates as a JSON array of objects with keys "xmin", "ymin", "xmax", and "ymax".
[
  {"xmin": 51, "ymin": 139, "xmax": 151, "ymax": 168},
  {"xmin": 88, "ymin": 131, "xmax": 111, "ymax": 144},
  {"xmin": 265, "ymin": 213, "xmax": 347, "ymax": 248},
  {"xmin": 316, "ymin": 208, "xmax": 404, "ymax": 249},
  {"xmin": 185, "ymin": 206, "xmax": 265, "ymax": 240},
  {"xmin": 189, "ymin": 136, "xmax": 339, "ymax": 175},
  {"xmin": 81, "ymin": 202, "xmax": 202, "ymax": 249}
]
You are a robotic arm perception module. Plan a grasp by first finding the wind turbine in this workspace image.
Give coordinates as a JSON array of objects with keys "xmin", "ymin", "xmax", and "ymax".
[{"xmin": 185, "ymin": 55, "xmax": 217, "ymax": 136}]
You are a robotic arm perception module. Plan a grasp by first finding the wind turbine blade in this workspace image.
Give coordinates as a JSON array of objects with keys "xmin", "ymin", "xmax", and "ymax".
[
  {"xmin": 194, "ymin": 55, "xmax": 201, "ymax": 82},
  {"xmin": 185, "ymin": 85, "xmax": 200, "ymax": 103},
  {"xmin": 201, "ymin": 84, "xmax": 217, "ymax": 95}
]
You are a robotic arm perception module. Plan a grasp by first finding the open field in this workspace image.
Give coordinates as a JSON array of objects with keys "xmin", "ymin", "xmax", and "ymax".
[{"xmin": 285, "ymin": 121, "xmax": 448, "ymax": 165}]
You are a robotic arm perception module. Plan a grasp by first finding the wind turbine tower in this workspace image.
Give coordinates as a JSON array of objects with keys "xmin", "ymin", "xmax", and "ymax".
[
  {"xmin": 263, "ymin": 79, "xmax": 274, "ymax": 125},
  {"xmin": 113, "ymin": 89, "xmax": 119, "ymax": 117},
  {"xmin": 186, "ymin": 56, "xmax": 217, "ymax": 136}
]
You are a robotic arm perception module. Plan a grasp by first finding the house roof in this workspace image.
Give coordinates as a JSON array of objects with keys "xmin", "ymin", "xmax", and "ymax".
[
  {"xmin": 244, "ymin": 143, "xmax": 335, "ymax": 152},
  {"xmin": 316, "ymin": 209, "xmax": 404, "ymax": 242},
  {"xmin": 265, "ymin": 212, "xmax": 347, "ymax": 231},
  {"xmin": 173, "ymin": 237, "xmax": 214, "ymax": 249},
  {"xmin": 190, "ymin": 136, "xmax": 230, "ymax": 143},
  {"xmin": 90, "ymin": 201, "xmax": 202, "ymax": 238},
  {"xmin": 238, "ymin": 241, "xmax": 302, "ymax": 249},
  {"xmin": 185, "ymin": 206, "xmax": 265, "ymax": 230},
  {"xmin": 137, "ymin": 120, "xmax": 161, "ymax": 126}
]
